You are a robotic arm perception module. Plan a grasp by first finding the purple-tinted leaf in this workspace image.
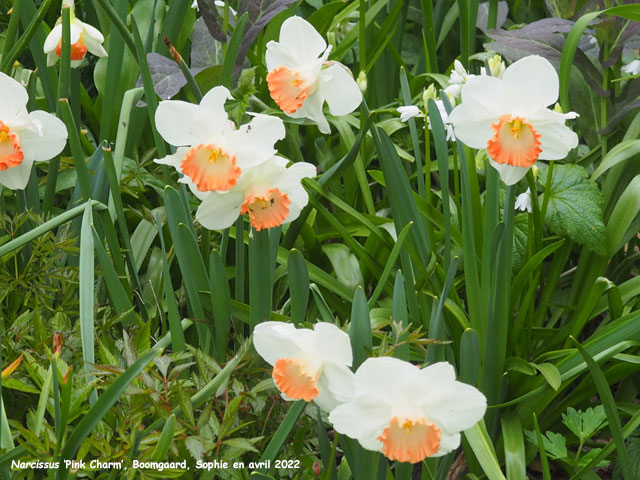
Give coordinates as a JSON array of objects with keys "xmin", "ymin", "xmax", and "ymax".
[
  {"xmin": 485, "ymin": 18, "xmax": 608, "ymax": 97},
  {"xmin": 236, "ymin": 0, "xmax": 298, "ymax": 64},
  {"xmin": 198, "ymin": 0, "xmax": 228, "ymax": 41},
  {"xmin": 137, "ymin": 53, "xmax": 205, "ymax": 104},
  {"xmin": 191, "ymin": 18, "xmax": 224, "ymax": 68}
]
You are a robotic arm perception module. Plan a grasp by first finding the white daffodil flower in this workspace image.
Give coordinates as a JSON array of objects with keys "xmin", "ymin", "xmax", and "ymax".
[
  {"xmin": 622, "ymin": 59, "xmax": 640, "ymax": 76},
  {"xmin": 0, "ymin": 73, "xmax": 67, "ymax": 190},
  {"xmin": 329, "ymin": 357, "xmax": 487, "ymax": 464},
  {"xmin": 265, "ymin": 16, "xmax": 362, "ymax": 134},
  {"xmin": 193, "ymin": 156, "xmax": 315, "ymax": 232},
  {"xmin": 253, "ymin": 321, "xmax": 355, "ymax": 412},
  {"xmin": 448, "ymin": 55, "xmax": 579, "ymax": 185},
  {"xmin": 154, "ymin": 86, "xmax": 285, "ymax": 194},
  {"xmin": 43, "ymin": 1, "xmax": 107, "ymax": 68},
  {"xmin": 515, "ymin": 188, "xmax": 532, "ymax": 213},
  {"xmin": 397, "ymin": 105, "xmax": 423, "ymax": 122}
]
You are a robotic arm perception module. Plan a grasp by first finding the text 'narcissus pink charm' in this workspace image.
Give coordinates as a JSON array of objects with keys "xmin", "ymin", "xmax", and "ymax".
[
  {"xmin": 265, "ymin": 16, "xmax": 363, "ymax": 134},
  {"xmin": 329, "ymin": 357, "xmax": 487, "ymax": 464},
  {"xmin": 253, "ymin": 322, "xmax": 355, "ymax": 412},
  {"xmin": 448, "ymin": 55, "xmax": 579, "ymax": 185},
  {"xmin": 0, "ymin": 73, "xmax": 67, "ymax": 190}
]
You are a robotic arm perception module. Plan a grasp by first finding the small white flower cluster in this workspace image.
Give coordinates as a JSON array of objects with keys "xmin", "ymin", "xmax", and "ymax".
[{"xmin": 254, "ymin": 321, "xmax": 487, "ymax": 464}]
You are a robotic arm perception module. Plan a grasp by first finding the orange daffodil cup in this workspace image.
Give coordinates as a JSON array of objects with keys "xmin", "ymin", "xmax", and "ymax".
[
  {"xmin": 253, "ymin": 322, "xmax": 355, "ymax": 412},
  {"xmin": 43, "ymin": 0, "xmax": 107, "ymax": 68},
  {"xmin": 448, "ymin": 55, "xmax": 579, "ymax": 185},
  {"xmin": 266, "ymin": 16, "xmax": 363, "ymax": 134},
  {"xmin": 329, "ymin": 357, "xmax": 487, "ymax": 464},
  {"xmin": 253, "ymin": 322, "xmax": 488, "ymax": 464},
  {"xmin": 194, "ymin": 156, "xmax": 316, "ymax": 232},
  {"xmin": 0, "ymin": 73, "xmax": 67, "ymax": 190}
]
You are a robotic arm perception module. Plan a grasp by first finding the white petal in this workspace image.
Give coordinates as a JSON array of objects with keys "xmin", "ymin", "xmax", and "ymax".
[
  {"xmin": 488, "ymin": 158, "xmax": 530, "ymax": 185},
  {"xmin": 66, "ymin": 21, "xmax": 84, "ymax": 45},
  {"xmin": 265, "ymin": 41, "xmax": 299, "ymax": 71},
  {"xmin": 80, "ymin": 21, "xmax": 105, "ymax": 43},
  {"xmin": 312, "ymin": 322, "xmax": 352, "ymax": 366},
  {"xmin": 314, "ymin": 363, "xmax": 355, "ymax": 412},
  {"xmin": 0, "ymin": 73, "xmax": 29, "ymax": 121},
  {"xmin": 353, "ymin": 357, "xmax": 420, "ymax": 403},
  {"xmin": 448, "ymin": 105, "xmax": 494, "ymax": 150},
  {"xmin": 252, "ymin": 322, "xmax": 304, "ymax": 366},
  {"xmin": 0, "ymin": 158, "xmax": 34, "ymax": 190},
  {"xmin": 154, "ymin": 147, "xmax": 187, "ymax": 170},
  {"xmin": 44, "ymin": 25, "xmax": 62, "ymax": 53},
  {"xmin": 47, "ymin": 51, "xmax": 59, "ymax": 67},
  {"xmin": 155, "ymin": 100, "xmax": 206, "ymax": 146},
  {"xmin": 318, "ymin": 63, "xmax": 362, "ymax": 116},
  {"xmin": 231, "ymin": 114, "xmax": 285, "ymax": 169},
  {"xmin": 289, "ymin": 91, "xmax": 330, "ymax": 134},
  {"xmin": 83, "ymin": 32, "xmax": 108, "ymax": 58},
  {"xmin": 19, "ymin": 111, "xmax": 67, "ymax": 162},
  {"xmin": 431, "ymin": 432, "xmax": 461, "ymax": 457},
  {"xmin": 458, "ymin": 74, "xmax": 508, "ymax": 117},
  {"xmin": 199, "ymin": 86, "xmax": 232, "ymax": 119},
  {"xmin": 503, "ymin": 56, "xmax": 559, "ymax": 112},
  {"xmin": 195, "ymin": 190, "xmax": 244, "ymax": 230},
  {"xmin": 531, "ymin": 111, "xmax": 579, "ymax": 160},
  {"xmin": 277, "ymin": 16, "xmax": 327, "ymax": 66},
  {"xmin": 329, "ymin": 397, "xmax": 391, "ymax": 447},
  {"xmin": 422, "ymin": 382, "xmax": 487, "ymax": 434}
]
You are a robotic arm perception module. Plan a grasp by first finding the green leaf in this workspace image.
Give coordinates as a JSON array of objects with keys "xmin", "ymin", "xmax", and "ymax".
[
  {"xmin": 524, "ymin": 430, "xmax": 568, "ymax": 460},
  {"xmin": 532, "ymin": 362, "xmax": 561, "ymax": 391},
  {"xmin": 562, "ymin": 406, "xmax": 607, "ymax": 443},
  {"xmin": 322, "ymin": 244, "xmax": 364, "ymax": 293},
  {"xmin": 539, "ymin": 164, "xmax": 606, "ymax": 255}
]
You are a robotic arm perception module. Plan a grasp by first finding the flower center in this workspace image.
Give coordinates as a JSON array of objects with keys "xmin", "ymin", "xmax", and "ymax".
[
  {"xmin": 240, "ymin": 188, "xmax": 291, "ymax": 231},
  {"xmin": 487, "ymin": 114, "xmax": 541, "ymax": 168},
  {"xmin": 0, "ymin": 121, "xmax": 24, "ymax": 171},
  {"xmin": 272, "ymin": 358, "xmax": 320, "ymax": 402},
  {"xmin": 377, "ymin": 417, "xmax": 441, "ymax": 464},
  {"xmin": 56, "ymin": 36, "xmax": 88, "ymax": 61},
  {"xmin": 266, "ymin": 67, "xmax": 312, "ymax": 114},
  {"xmin": 180, "ymin": 144, "xmax": 240, "ymax": 192}
]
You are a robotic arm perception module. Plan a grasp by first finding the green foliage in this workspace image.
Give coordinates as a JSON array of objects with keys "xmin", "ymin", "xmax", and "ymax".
[{"xmin": 539, "ymin": 164, "xmax": 607, "ymax": 255}]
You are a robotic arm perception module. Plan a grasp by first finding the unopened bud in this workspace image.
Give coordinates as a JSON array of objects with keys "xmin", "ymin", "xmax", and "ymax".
[
  {"xmin": 531, "ymin": 164, "xmax": 539, "ymax": 179},
  {"xmin": 422, "ymin": 84, "xmax": 436, "ymax": 109},
  {"xmin": 488, "ymin": 54, "xmax": 505, "ymax": 78},
  {"xmin": 312, "ymin": 461, "xmax": 322, "ymax": 477},
  {"xmin": 53, "ymin": 332, "xmax": 63, "ymax": 356},
  {"xmin": 357, "ymin": 71, "xmax": 367, "ymax": 93}
]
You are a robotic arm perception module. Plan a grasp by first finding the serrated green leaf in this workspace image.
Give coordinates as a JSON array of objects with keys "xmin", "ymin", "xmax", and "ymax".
[
  {"xmin": 539, "ymin": 164, "xmax": 606, "ymax": 255},
  {"xmin": 525, "ymin": 430, "xmax": 568, "ymax": 460},
  {"xmin": 562, "ymin": 406, "xmax": 607, "ymax": 443},
  {"xmin": 185, "ymin": 436, "xmax": 205, "ymax": 462}
]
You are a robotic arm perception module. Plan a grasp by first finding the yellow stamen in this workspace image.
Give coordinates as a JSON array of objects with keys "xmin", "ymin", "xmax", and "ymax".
[
  {"xmin": 241, "ymin": 188, "xmax": 291, "ymax": 231},
  {"xmin": 0, "ymin": 121, "xmax": 24, "ymax": 170},
  {"xmin": 487, "ymin": 114, "xmax": 541, "ymax": 168}
]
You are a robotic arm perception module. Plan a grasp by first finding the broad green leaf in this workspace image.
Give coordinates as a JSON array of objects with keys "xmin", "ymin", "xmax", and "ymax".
[{"xmin": 539, "ymin": 164, "xmax": 606, "ymax": 255}]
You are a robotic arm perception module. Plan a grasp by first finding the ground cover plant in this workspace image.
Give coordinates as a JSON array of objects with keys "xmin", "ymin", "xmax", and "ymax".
[{"xmin": 0, "ymin": 0, "xmax": 640, "ymax": 478}]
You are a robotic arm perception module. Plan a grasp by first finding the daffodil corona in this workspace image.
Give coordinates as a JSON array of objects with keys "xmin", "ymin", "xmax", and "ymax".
[
  {"xmin": 193, "ymin": 156, "xmax": 315, "ymax": 231},
  {"xmin": 253, "ymin": 322, "xmax": 355, "ymax": 412},
  {"xmin": 329, "ymin": 357, "xmax": 487, "ymax": 464},
  {"xmin": 155, "ymin": 86, "xmax": 285, "ymax": 194},
  {"xmin": 0, "ymin": 73, "xmax": 67, "ymax": 190},
  {"xmin": 265, "ymin": 16, "xmax": 362, "ymax": 134},
  {"xmin": 448, "ymin": 55, "xmax": 578, "ymax": 185}
]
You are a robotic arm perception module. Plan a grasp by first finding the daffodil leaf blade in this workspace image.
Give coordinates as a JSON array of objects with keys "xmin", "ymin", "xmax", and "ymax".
[{"xmin": 539, "ymin": 164, "xmax": 606, "ymax": 256}]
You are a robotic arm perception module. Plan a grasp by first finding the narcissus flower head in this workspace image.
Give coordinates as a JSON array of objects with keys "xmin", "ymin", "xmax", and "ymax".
[
  {"xmin": 329, "ymin": 357, "xmax": 486, "ymax": 464},
  {"xmin": 0, "ymin": 73, "xmax": 67, "ymax": 190},
  {"xmin": 155, "ymin": 86, "xmax": 285, "ymax": 194},
  {"xmin": 192, "ymin": 156, "xmax": 316, "ymax": 232},
  {"xmin": 265, "ymin": 16, "xmax": 362, "ymax": 134},
  {"xmin": 253, "ymin": 321, "xmax": 355, "ymax": 412},
  {"xmin": 43, "ymin": 1, "xmax": 107, "ymax": 68},
  {"xmin": 448, "ymin": 55, "xmax": 579, "ymax": 185}
]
